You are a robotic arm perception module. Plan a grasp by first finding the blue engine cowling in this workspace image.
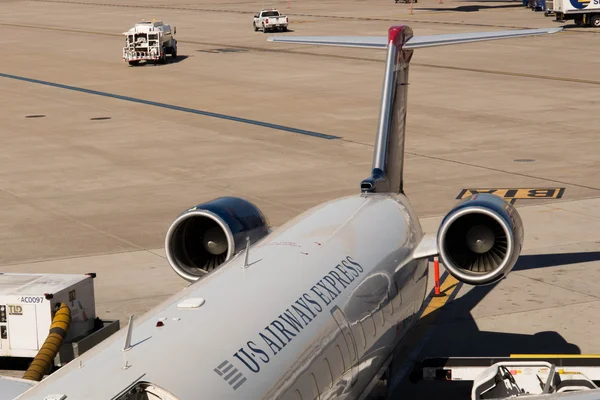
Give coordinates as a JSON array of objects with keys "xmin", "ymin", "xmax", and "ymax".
[
  {"xmin": 436, "ymin": 193, "xmax": 524, "ymax": 286},
  {"xmin": 165, "ymin": 197, "xmax": 270, "ymax": 282}
]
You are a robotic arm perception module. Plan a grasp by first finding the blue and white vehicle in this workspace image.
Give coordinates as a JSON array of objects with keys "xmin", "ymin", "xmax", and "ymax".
[{"xmin": 553, "ymin": 0, "xmax": 600, "ymax": 26}]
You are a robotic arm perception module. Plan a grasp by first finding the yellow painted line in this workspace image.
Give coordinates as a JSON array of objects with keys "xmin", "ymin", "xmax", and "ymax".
[
  {"xmin": 420, "ymin": 274, "xmax": 459, "ymax": 319},
  {"xmin": 511, "ymin": 354, "xmax": 600, "ymax": 358}
]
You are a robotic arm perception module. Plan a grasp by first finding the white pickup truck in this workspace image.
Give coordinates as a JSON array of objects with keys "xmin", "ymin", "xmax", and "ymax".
[{"xmin": 253, "ymin": 9, "xmax": 288, "ymax": 33}]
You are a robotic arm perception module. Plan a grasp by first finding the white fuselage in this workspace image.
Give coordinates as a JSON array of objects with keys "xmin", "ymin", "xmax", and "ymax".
[{"xmin": 15, "ymin": 193, "xmax": 429, "ymax": 400}]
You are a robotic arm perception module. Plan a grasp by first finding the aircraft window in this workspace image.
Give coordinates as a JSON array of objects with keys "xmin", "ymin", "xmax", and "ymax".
[
  {"xmin": 358, "ymin": 321, "xmax": 367, "ymax": 348},
  {"xmin": 395, "ymin": 282, "xmax": 403, "ymax": 307},
  {"xmin": 326, "ymin": 343, "xmax": 344, "ymax": 378},
  {"xmin": 336, "ymin": 344, "xmax": 347, "ymax": 372},
  {"xmin": 312, "ymin": 357, "xmax": 334, "ymax": 395},
  {"xmin": 346, "ymin": 331, "xmax": 358, "ymax": 364},
  {"xmin": 379, "ymin": 307, "xmax": 386, "ymax": 326},
  {"xmin": 367, "ymin": 314, "xmax": 376, "ymax": 337},
  {"xmin": 331, "ymin": 307, "xmax": 358, "ymax": 366},
  {"xmin": 311, "ymin": 373, "xmax": 321, "ymax": 399},
  {"xmin": 323, "ymin": 358, "xmax": 334, "ymax": 387},
  {"xmin": 113, "ymin": 381, "xmax": 180, "ymax": 400}
]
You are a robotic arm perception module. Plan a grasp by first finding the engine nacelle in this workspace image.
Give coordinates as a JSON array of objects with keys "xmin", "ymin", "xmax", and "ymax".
[
  {"xmin": 165, "ymin": 197, "xmax": 270, "ymax": 282},
  {"xmin": 437, "ymin": 193, "xmax": 524, "ymax": 286}
]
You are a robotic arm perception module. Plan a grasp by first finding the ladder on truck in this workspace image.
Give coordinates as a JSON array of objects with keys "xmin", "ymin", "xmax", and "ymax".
[{"xmin": 410, "ymin": 356, "xmax": 600, "ymax": 399}]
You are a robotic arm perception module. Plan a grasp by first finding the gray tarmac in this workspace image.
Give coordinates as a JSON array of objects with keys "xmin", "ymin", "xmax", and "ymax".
[{"xmin": 0, "ymin": 0, "xmax": 599, "ymax": 398}]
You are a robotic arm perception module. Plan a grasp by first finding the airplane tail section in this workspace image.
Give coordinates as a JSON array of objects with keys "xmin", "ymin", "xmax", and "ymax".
[
  {"xmin": 267, "ymin": 26, "xmax": 561, "ymax": 194},
  {"xmin": 361, "ymin": 26, "xmax": 413, "ymax": 194}
]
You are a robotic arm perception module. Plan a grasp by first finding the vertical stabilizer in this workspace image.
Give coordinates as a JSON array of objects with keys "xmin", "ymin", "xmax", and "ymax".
[
  {"xmin": 360, "ymin": 26, "xmax": 414, "ymax": 194},
  {"xmin": 266, "ymin": 25, "xmax": 562, "ymax": 194}
]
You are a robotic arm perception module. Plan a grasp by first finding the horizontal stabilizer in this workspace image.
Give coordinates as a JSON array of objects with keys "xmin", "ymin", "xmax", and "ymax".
[
  {"xmin": 267, "ymin": 35, "xmax": 388, "ymax": 49},
  {"xmin": 404, "ymin": 28, "xmax": 562, "ymax": 49},
  {"xmin": 267, "ymin": 28, "xmax": 562, "ymax": 49}
]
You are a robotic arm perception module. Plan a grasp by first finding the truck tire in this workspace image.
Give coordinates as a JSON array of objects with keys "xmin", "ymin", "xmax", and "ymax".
[
  {"xmin": 263, "ymin": 23, "xmax": 268, "ymax": 33},
  {"xmin": 172, "ymin": 46, "xmax": 177, "ymax": 59},
  {"xmin": 253, "ymin": 22, "xmax": 258, "ymax": 31},
  {"xmin": 591, "ymin": 14, "xmax": 600, "ymax": 27},
  {"xmin": 128, "ymin": 60, "xmax": 139, "ymax": 66}
]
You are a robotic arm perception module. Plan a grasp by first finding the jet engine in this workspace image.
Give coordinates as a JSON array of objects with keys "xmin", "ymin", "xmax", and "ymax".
[
  {"xmin": 165, "ymin": 196, "xmax": 270, "ymax": 282},
  {"xmin": 436, "ymin": 193, "xmax": 524, "ymax": 286}
]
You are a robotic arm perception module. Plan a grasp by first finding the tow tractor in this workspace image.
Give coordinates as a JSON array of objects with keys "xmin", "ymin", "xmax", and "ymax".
[
  {"xmin": 411, "ymin": 356, "xmax": 600, "ymax": 399},
  {"xmin": 122, "ymin": 20, "xmax": 178, "ymax": 66}
]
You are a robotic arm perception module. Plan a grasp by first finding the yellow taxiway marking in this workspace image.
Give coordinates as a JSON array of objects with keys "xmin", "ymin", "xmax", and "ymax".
[
  {"xmin": 456, "ymin": 188, "xmax": 565, "ymax": 201},
  {"xmin": 420, "ymin": 274, "xmax": 459, "ymax": 319}
]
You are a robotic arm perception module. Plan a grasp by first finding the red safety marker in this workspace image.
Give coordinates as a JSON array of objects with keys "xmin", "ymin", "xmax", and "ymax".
[
  {"xmin": 410, "ymin": 0, "xmax": 414, "ymax": 15},
  {"xmin": 432, "ymin": 257, "xmax": 446, "ymax": 297}
]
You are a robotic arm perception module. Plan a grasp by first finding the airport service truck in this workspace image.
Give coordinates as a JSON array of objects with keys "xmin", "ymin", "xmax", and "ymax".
[
  {"xmin": 122, "ymin": 20, "xmax": 178, "ymax": 65},
  {"xmin": 253, "ymin": 9, "xmax": 288, "ymax": 33},
  {"xmin": 553, "ymin": 0, "xmax": 600, "ymax": 26}
]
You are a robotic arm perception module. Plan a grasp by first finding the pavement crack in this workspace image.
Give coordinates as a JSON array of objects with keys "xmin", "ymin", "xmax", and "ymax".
[
  {"xmin": 100, "ymin": 293, "xmax": 176, "ymax": 304},
  {"xmin": 551, "ymin": 207, "xmax": 600, "ymax": 220},
  {"xmin": 514, "ymin": 273, "xmax": 600, "ymax": 300},
  {"xmin": 407, "ymin": 151, "xmax": 600, "ymax": 192},
  {"xmin": 0, "ymin": 248, "xmax": 150, "ymax": 268}
]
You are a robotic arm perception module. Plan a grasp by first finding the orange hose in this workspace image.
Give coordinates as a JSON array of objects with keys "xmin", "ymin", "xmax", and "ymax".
[{"xmin": 23, "ymin": 302, "xmax": 71, "ymax": 381}]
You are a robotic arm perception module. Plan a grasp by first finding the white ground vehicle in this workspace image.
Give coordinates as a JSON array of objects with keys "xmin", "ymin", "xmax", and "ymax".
[
  {"xmin": 553, "ymin": 0, "xmax": 600, "ymax": 27},
  {"xmin": 122, "ymin": 20, "xmax": 178, "ymax": 65},
  {"xmin": 253, "ymin": 9, "xmax": 288, "ymax": 33},
  {"xmin": 414, "ymin": 357, "xmax": 600, "ymax": 399}
]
